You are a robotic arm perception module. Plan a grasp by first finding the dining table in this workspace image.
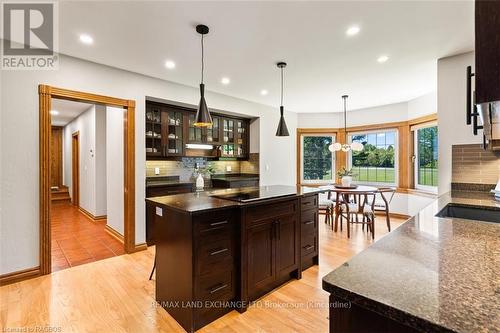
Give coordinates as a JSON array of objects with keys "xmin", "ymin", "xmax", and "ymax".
[{"xmin": 320, "ymin": 185, "xmax": 379, "ymax": 232}]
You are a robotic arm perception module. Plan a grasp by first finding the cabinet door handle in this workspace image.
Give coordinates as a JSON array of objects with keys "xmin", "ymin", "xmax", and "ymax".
[
  {"xmin": 210, "ymin": 220, "xmax": 228, "ymax": 227},
  {"xmin": 304, "ymin": 220, "xmax": 314, "ymax": 225},
  {"xmin": 209, "ymin": 284, "xmax": 228, "ymax": 294},
  {"xmin": 209, "ymin": 248, "xmax": 228, "ymax": 256},
  {"xmin": 303, "ymin": 245, "xmax": 314, "ymax": 251}
]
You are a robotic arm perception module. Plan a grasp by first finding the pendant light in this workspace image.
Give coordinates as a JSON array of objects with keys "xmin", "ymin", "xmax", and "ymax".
[
  {"xmin": 329, "ymin": 95, "xmax": 364, "ymax": 152},
  {"xmin": 193, "ymin": 24, "xmax": 212, "ymax": 127},
  {"xmin": 275, "ymin": 62, "xmax": 290, "ymax": 136}
]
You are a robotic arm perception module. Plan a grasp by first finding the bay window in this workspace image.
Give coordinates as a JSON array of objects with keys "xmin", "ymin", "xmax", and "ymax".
[
  {"xmin": 413, "ymin": 124, "xmax": 438, "ymax": 191},
  {"xmin": 348, "ymin": 130, "xmax": 398, "ymax": 185},
  {"xmin": 300, "ymin": 134, "xmax": 335, "ymax": 183}
]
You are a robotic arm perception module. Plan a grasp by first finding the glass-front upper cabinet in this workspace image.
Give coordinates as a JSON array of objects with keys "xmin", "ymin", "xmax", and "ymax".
[
  {"xmin": 164, "ymin": 108, "xmax": 183, "ymax": 156},
  {"xmin": 207, "ymin": 116, "xmax": 220, "ymax": 144},
  {"xmin": 145, "ymin": 104, "xmax": 162, "ymax": 157},
  {"xmin": 235, "ymin": 119, "xmax": 247, "ymax": 157},
  {"xmin": 188, "ymin": 114, "xmax": 204, "ymax": 143},
  {"xmin": 221, "ymin": 118, "xmax": 235, "ymax": 157}
]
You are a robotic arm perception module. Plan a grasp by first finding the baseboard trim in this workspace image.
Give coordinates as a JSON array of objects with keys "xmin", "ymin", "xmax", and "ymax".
[
  {"xmin": 0, "ymin": 266, "xmax": 41, "ymax": 286},
  {"xmin": 133, "ymin": 243, "xmax": 148, "ymax": 252},
  {"xmin": 375, "ymin": 212, "xmax": 411, "ymax": 220},
  {"xmin": 79, "ymin": 207, "xmax": 107, "ymax": 222},
  {"xmin": 104, "ymin": 224, "xmax": 124, "ymax": 244}
]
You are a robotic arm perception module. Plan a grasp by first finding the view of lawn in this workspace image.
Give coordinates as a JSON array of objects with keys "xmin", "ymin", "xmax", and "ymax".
[
  {"xmin": 350, "ymin": 166, "xmax": 438, "ymax": 186},
  {"xmin": 418, "ymin": 167, "xmax": 438, "ymax": 186},
  {"xmin": 351, "ymin": 166, "xmax": 395, "ymax": 183}
]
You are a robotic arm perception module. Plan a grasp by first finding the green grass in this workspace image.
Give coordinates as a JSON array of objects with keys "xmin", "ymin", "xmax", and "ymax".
[
  {"xmin": 418, "ymin": 167, "xmax": 438, "ymax": 187},
  {"xmin": 350, "ymin": 166, "xmax": 438, "ymax": 186},
  {"xmin": 351, "ymin": 167, "xmax": 395, "ymax": 183}
]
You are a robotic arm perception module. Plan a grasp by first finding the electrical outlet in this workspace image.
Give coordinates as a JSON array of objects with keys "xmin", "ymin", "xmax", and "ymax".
[
  {"xmin": 154, "ymin": 167, "xmax": 160, "ymax": 175},
  {"xmin": 226, "ymin": 165, "xmax": 232, "ymax": 172}
]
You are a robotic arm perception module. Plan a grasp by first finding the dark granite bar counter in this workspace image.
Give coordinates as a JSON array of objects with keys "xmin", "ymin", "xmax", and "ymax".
[
  {"xmin": 322, "ymin": 191, "xmax": 500, "ymax": 333},
  {"xmin": 146, "ymin": 185, "xmax": 321, "ymax": 214}
]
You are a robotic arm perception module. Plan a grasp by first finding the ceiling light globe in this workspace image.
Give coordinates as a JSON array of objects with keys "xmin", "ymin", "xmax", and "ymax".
[
  {"xmin": 341, "ymin": 144, "xmax": 351, "ymax": 152},
  {"xmin": 329, "ymin": 142, "xmax": 342, "ymax": 152},
  {"xmin": 351, "ymin": 142, "xmax": 364, "ymax": 151}
]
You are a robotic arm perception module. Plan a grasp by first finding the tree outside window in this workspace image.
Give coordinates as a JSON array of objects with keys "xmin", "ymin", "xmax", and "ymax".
[
  {"xmin": 302, "ymin": 135, "xmax": 334, "ymax": 182},
  {"xmin": 350, "ymin": 131, "xmax": 397, "ymax": 184}
]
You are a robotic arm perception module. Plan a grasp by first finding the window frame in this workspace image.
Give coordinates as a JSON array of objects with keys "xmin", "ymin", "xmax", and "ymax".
[
  {"xmin": 347, "ymin": 128, "xmax": 399, "ymax": 186},
  {"xmin": 300, "ymin": 133, "xmax": 336, "ymax": 184},
  {"xmin": 412, "ymin": 122, "xmax": 438, "ymax": 193}
]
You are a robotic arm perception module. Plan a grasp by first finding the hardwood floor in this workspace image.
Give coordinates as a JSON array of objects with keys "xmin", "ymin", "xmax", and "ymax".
[
  {"xmin": 51, "ymin": 202, "xmax": 125, "ymax": 271},
  {"xmin": 1, "ymin": 215, "xmax": 405, "ymax": 332}
]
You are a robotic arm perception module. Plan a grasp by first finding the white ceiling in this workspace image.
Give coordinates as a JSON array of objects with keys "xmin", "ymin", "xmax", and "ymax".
[
  {"xmin": 51, "ymin": 98, "xmax": 93, "ymax": 126},
  {"xmin": 57, "ymin": 1, "xmax": 474, "ymax": 113}
]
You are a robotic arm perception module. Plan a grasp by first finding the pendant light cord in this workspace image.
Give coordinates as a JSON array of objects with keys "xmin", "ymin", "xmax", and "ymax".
[
  {"xmin": 201, "ymin": 34, "xmax": 204, "ymax": 84},
  {"xmin": 280, "ymin": 67, "xmax": 284, "ymax": 106},
  {"xmin": 343, "ymin": 96, "xmax": 347, "ymax": 142}
]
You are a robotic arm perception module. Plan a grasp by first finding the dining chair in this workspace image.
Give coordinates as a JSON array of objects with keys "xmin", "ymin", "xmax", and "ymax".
[
  {"xmin": 375, "ymin": 187, "xmax": 396, "ymax": 231},
  {"xmin": 318, "ymin": 186, "xmax": 335, "ymax": 229},
  {"xmin": 339, "ymin": 192, "xmax": 376, "ymax": 239}
]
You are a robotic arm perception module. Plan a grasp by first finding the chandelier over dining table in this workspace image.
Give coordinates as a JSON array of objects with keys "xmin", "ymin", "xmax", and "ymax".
[{"xmin": 329, "ymin": 95, "xmax": 364, "ymax": 152}]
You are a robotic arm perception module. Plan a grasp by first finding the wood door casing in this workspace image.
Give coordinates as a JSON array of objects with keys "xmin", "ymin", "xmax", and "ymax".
[
  {"xmin": 71, "ymin": 132, "xmax": 80, "ymax": 207},
  {"xmin": 50, "ymin": 126, "xmax": 63, "ymax": 188}
]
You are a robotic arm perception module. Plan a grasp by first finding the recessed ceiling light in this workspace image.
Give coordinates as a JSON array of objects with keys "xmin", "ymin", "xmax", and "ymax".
[
  {"xmin": 221, "ymin": 77, "xmax": 230, "ymax": 85},
  {"xmin": 165, "ymin": 60, "xmax": 176, "ymax": 69},
  {"xmin": 79, "ymin": 34, "xmax": 93, "ymax": 45},
  {"xmin": 260, "ymin": 89, "xmax": 268, "ymax": 96},
  {"xmin": 50, "ymin": 110, "xmax": 59, "ymax": 115},
  {"xmin": 346, "ymin": 25, "xmax": 360, "ymax": 36},
  {"xmin": 377, "ymin": 55, "xmax": 389, "ymax": 63}
]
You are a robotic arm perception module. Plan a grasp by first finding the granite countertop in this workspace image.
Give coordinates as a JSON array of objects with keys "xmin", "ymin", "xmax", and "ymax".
[
  {"xmin": 146, "ymin": 185, "xmax": 322, "ymax": 214},
  {"xmin": 322, "ymin": 191, "xmax": 499, "ymax": 333}
]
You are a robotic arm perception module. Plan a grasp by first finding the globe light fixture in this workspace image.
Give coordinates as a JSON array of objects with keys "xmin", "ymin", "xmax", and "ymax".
[{"xmin": 329, "ymin": 95, "xmax": 364, "ymax": 152}]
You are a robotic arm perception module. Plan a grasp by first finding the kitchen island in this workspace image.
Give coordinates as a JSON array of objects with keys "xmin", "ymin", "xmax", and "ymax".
[
  {"xmin": 322, "ymin": 190, "xmax": 500, "ymax": 333},
  {"xmin": 147, "ymin": 185, "xmax": 320, "ymax": 332}
]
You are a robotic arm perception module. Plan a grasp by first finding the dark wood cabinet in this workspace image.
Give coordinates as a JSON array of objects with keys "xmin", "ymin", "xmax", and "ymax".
[
  {"xmin": 155, "ymin": 207, "xmax": 238, "ymax": 332},
  {"xmin": 475, "ymin": 0, "xmax": 500, "ymax": 104},
  {"xmin": 247, "ymin": 221, "xmax": 275, "ymax": 299},
  {"xmin": 145, "ymin": 183, "xmax": 193, "ymax": 245},
  {"xmin": 145, "ymin": 104, "xmax": 163, "ymax": 158},
  {"xmin": 242, "ymin": 198, "xmax": 300, "ymax": 304},
  {"xmin": 146, "ymin": 101, "xmax": 250, "ymax": 160},
  {"xmin": 300, "ymin": 194, "xmax": 319, "ymax": 270}
]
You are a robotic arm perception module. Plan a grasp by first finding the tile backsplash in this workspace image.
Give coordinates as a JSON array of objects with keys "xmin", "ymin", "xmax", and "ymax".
[
  {"xmin": 452, "ymin": 144, "xmax": 499, "ymax": 185},
  {"xmin": 146, "ymin": 153, "xmax": 259, "ymax": 180}
]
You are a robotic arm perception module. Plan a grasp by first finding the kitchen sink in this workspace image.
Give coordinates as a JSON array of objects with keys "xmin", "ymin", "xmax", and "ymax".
[{"xmin": 436, "ymin": 204, "xmax": 500, "ymax": 223}]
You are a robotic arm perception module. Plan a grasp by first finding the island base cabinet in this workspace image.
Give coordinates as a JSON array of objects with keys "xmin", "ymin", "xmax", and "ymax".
[
  {"xmin": 242, "ymin": 198, "xmax": 300, "ymax": 305},
  {"xmin": 155, "ymin": 206, "xmax": 238, "ymax": 333},
  {"xmin": 328, "ymin": 294, "xmax": 420, "ymax": 333}
]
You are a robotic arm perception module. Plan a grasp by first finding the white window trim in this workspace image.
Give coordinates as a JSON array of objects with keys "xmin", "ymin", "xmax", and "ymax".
[
  {"xmin": 413, "ymin": 124, "xmax": 438, "ymax": 193},
  {"xmin": 347, "ymin": 128, "xmax": 399, "ymax": 187},
  {"xmin": 300, "ymin": 133, "xmax": 336, "ymax": 184}
]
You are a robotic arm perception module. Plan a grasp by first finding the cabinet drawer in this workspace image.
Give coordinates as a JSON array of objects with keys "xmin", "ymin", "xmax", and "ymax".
[
  {"xmin": 245, "ymin": 199, "xmax": 298, "ymax": 227},
  {"xmin": 301, "ymin": 195, "xmax": 318, "ymax": 211},
  {"xmin": 196, "ymin": 237, "xmax": 234, "ymax": 276},
  {"xmin": 301, "ymin": 209, "xmax": 318, "ymax": 234},
  {"xmin": 301, "ymin": 233, "xmax": 317, "ymax": 257},
  {"xmin": 196, "ymin": 269, "xmax": 235, "ymax": 302},
  {"xmin": 194, "ymin": 211, "xmax": 235, "ymax": 237}
]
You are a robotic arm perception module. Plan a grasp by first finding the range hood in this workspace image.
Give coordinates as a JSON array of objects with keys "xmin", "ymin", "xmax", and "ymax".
[{"xmin": 477, "ymin": 101, "xmax": 500, "ymax": 150}]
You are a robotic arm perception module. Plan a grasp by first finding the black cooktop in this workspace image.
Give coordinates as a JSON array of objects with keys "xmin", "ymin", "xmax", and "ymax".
[{"xmin": 210, "ymin": 185, "xmax": 298, "ymax": 202}]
